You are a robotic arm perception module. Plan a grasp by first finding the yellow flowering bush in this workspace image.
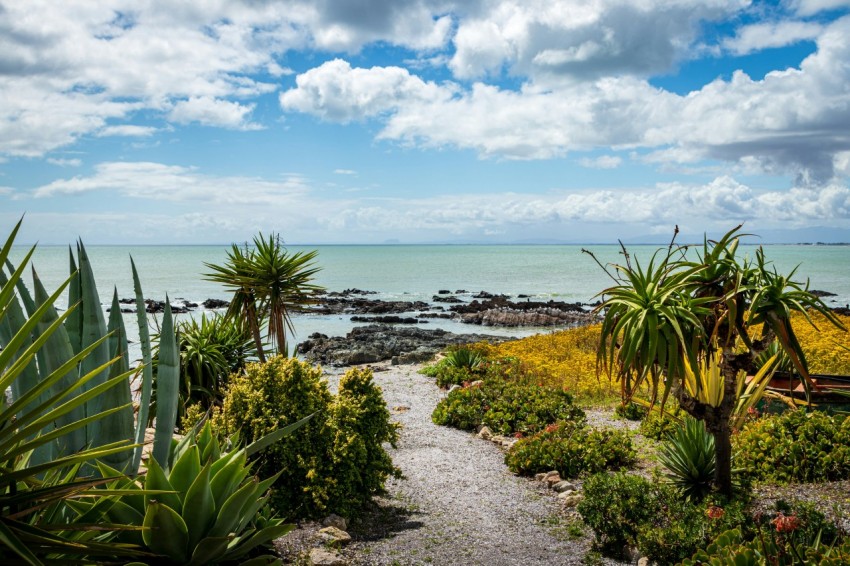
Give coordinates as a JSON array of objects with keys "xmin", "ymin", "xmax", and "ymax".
[
  {"xmin": 791, "ymin": 311, "xmax": 850, "ymax": 374},
  {"xmin": 490, "ymin": 325, "xmax": 620, "ymax": 404},
  {"xmin": 480, "ymin": 310, "xmax": 848, "ymax": 407}
]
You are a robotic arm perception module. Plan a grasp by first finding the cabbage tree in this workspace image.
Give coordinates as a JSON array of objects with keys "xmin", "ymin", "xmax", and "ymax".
[
  {"xmin": 204, "ymin": 233, "xmax": 321, "ymax": 360},
  {"xmin": 589, "ymin": 225, "xmax": 844, "ymax": 496}
]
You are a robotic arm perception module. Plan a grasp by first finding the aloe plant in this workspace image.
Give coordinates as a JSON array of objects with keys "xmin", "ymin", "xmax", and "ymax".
[{"xmin": 94, "ymin": 419, "xmax": 306, "ymax": 565}]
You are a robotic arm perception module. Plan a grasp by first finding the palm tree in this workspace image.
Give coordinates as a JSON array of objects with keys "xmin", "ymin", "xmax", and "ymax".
[
  {"xmin": 587, "ymin": 225, "xmax": 844, "ymax": 496},
  {"xmin": 204, "ymin": 233, "xmax": 322, "ymax": 361}
]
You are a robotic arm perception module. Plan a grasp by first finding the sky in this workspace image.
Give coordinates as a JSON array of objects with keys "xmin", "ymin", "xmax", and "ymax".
[{"xmin": 2, "ymin": 0, "xmax": 850, "ymax": 245}]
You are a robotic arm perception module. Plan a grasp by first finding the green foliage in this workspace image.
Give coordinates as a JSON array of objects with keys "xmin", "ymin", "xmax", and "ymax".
[
  {"xmin": 95, "ymin": 421, "xmax": 293, "ymax": 565},
  {"xmin": 505, "ymin": 421, "xmax": 635, "ymax": 478},
  {"xmin": 640, "ymin": 407, "xmax": 683, "ymax": 440},
  {"xmin": 734, "ymin": 410, "xmax": 850, "ymax": 483},
  {"xmin": 431, "ymin": 375, "xmax": 585, "ymax": 435},
  {"xmin": 578, "ymin": 471, "xmax": 749, "ymax": 563},
  {"xmin": 215, "ymin": 356, "xmax": 334, "ymax": 518},
  {"xmin": 444, "ymin": 347, "xmax": 485, "ymax": 371},
  {"xmin": 680, "ymin": 527, "xmax": 850, "ymax": 566},
  {"xmin": 588, "ymin": 225, "xmax": 845, "ymax": 496},
  {"xmin": 215, "ymin": 357, "xmax": 398, "ymax": 519},
  {"xmin": 204, "ymin": 233, "xmax": 322, "ymax": 360},
  {"xmin": 421, "ymin": 347, "xmax": 488, "ymax": 388},
  {"xmin": 659, "ymin": 417, "xmax": 716, "ymax": 501},
  {"xmin": 0, "ymin": 220, "xmax": 148, "ymax": 563},
  {"xmin": 578, "ymin": 472, "xmax": 657, "ymax": 556},
  {"xmin": 615, "ymin": 401, "xmax": 647, "ymax": 421},
  {"xmin": 637, "ymin": 492, "xmax": 748, "ymax": 565},
  {"xmin": 156, "ymin": 313, "xmax": 256, "ymax": 422},
  {"xmin": 326, "ymin": 367, "xmax": 402, "ymax": 518}
]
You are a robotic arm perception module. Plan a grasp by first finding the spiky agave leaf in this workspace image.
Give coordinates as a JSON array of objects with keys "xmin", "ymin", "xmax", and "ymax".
[
  {"xmin": 76, "ymin": 241, "xmax": 111, "ymax": 447},
  {"xmin": 130, "ymin": 257, "xmax": 154, "ymax": 475},
  {"xmin": 97, "ymin": 288, "xmax": 135, "ymax": 473},
  {"xmin": 153, "ymin": 297, "xmax": 179, "ymax": 469}
]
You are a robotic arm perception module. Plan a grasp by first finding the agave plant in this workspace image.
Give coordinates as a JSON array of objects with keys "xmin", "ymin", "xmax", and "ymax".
[
  {"xmin": 444, "ymin": 347, "xmax": 485, "ymax": 371},
  {"xmin": 0, "ymin": 220, "xmax": 155, "ymax": 563},
  {"xmin": 152, "ymin": 313, "xmax": 256, "ymax": 423},
  {"xmin": 0, "ymin": 237, "xmax": 180, "ymax": 475},
  {"xmin": 90, "ymin": 419, "xmax": 307, "ymax": 565},
  {"xmin": 658, "ymin": 416, "xmax": 716, "ymax": 501}
]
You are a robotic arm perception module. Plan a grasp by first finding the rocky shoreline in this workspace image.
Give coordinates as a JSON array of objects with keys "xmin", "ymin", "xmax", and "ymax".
[
  {"xmin": 297, "ymin": 325, "xmax": 511, "ymax": 367},
  {"xmin": 306, "ymin": 288, "xmax": 599, "ymax": 328},
  {"xmin": 108, "ymin": 286, "xmax": 850, "ymax": 368}
]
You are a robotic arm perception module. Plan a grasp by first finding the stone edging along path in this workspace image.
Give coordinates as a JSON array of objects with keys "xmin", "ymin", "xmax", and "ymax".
[{"xmin": 321, "ymin": 362, "xmax": 624, "ymax": 566}]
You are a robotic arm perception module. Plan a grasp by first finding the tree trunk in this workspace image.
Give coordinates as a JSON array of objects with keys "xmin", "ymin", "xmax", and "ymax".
[
  {"xmin": 711, "ymin": 424, "xmax": 734, "ymax": 497},
  {"xmin": 245, "ymin": 301, "xmax": 266, "ymax": 363}
]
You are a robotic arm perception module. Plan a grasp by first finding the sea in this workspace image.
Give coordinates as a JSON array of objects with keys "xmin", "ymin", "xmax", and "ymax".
[{"xmin": 7, "ymin": 244, "xmax": 850, "ymax": 358}]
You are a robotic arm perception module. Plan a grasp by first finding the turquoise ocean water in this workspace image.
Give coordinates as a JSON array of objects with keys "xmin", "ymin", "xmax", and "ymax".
[{"xmin": 8, "ymin": 244, "xmax": 850, "ymax": 357}]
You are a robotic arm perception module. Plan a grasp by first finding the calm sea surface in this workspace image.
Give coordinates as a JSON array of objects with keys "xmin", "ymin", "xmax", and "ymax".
[{"xmin": 9, "ymin": 244, "xmax": 850, "ymax": 355}]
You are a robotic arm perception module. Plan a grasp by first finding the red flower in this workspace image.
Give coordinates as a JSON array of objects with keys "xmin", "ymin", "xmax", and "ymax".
[
  {"xmin": 513, "ymin": 431, "xmax": 524, "ymax": 438},
  {"xmin": 706, "ymin": 505, "xmax": 725, "ymax": 519},
  {"xmin": 772, "ymin": 512, "xmax": 800, "ymax": 533},
  {"xmin": 545, "ymin": 424, "xmax": 559, "ymax": 433}
]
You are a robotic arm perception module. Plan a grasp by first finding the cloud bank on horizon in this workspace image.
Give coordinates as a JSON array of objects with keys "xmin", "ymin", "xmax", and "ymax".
[{"xmin": 1, "ymin": 0, "xmax": 850, "ymax": 244}]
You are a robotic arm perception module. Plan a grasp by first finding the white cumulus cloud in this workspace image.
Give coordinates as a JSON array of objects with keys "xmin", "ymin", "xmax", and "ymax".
[
  {"xmin": 724, "ymin": 21, "xmax": 823, "ymax": 55},
  {"xmin": 168, "ymin": 97, "xmax": 261, "ymax": 130}
]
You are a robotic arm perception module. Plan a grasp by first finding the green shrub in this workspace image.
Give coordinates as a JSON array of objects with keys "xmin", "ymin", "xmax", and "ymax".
[
  {"xmin": 421, "ymin": 347, "xmax": 488, "ymax": 388},
  {"xmin": 215, "ymin": 357, "xmax": 399, "ymax": 519},
  {"xmin": 431, "ymin": 376, "xmax": 585, "ymax": 435},
  {"xmin": 327, "ymin": 367, "xmax": 402, "ymax": 517},
  {"xmin": 435, "ymin": 365, "xmax": 477, "ymax": 388},
  {"xmin": 659, "ymin": 416, "xmax": 716, "ymax": 501},
  {"xmin": 640, "ymin": 407, "xmax": 683, "ymax": 440},
  {"xmin": 505, "ymin": 421, "xmax": 635, "ymax": 477},
  {"xmin": 430, "ymin": 381, "xmax": 489, "ymax": 431},
  {"xmin": 215, "ymin": 356, "xmax": 334, "ymax": 518},
  {"xmin": 615, "ymin": 401, "xmax": 648, "ymax": 421},
  {"xmin": 578, "ymin": 472, "xmax": 657, "ymax": 556},
  {"xmin": 579, "ymin": 472, "xmax": 749, "ymax": 562},
  {"xmin": 734, "ymin": 410, "xmax": 850, "ymax": 483},
  {"xmin": 637, "ymin": 492, "xmax": 748, "ymax": 565}
]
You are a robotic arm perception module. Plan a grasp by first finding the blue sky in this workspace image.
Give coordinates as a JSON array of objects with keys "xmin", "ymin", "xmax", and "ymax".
[{"xmin": 2, "ymin": 0, "xmax": 850, "ymax": 244}]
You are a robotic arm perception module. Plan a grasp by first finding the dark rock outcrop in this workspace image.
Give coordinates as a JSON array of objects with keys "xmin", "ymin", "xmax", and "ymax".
[
  {"xmin": 811, "ymin": 290, "xmax": 837, "ymax": 297},
  {"xmin": 350, "ymin": 315, "xmax": 425, "ymax": 324},
  {"xmin": 203, "ymin": 298, "xmax": 230, "ymax": 309},
  {"xmin": 450, "ymin": 297, "xmax": 594, "ymax": 327},
  {"xmin": 297, "ymin": 325, "xmax": 509, "ymax": 367}
]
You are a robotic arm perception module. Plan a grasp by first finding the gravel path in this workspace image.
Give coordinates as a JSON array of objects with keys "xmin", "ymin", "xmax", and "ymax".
[{"xmin": 341, "ymin": 362, "xmax": 613, "ymax": 566}]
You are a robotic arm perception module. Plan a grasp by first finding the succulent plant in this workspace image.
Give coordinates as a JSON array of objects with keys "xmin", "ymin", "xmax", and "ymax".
[{"xmin": 94, "ymin": 420, "xmax": 301, "ymax": 565}]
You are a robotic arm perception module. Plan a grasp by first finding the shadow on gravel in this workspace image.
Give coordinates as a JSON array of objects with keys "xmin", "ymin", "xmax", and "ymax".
[{"xmin": 350, "ymin": 496, "xmax": 425, "ymax": 542}]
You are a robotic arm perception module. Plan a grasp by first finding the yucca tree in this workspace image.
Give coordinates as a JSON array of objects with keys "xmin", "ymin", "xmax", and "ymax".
[
  {"xmin": 204, "ymin": 233, "xmax": 322, "ymax": 361},
  {"xmin": 588, "ymin": 225, "xmax": 844, "ymax": 496}
]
